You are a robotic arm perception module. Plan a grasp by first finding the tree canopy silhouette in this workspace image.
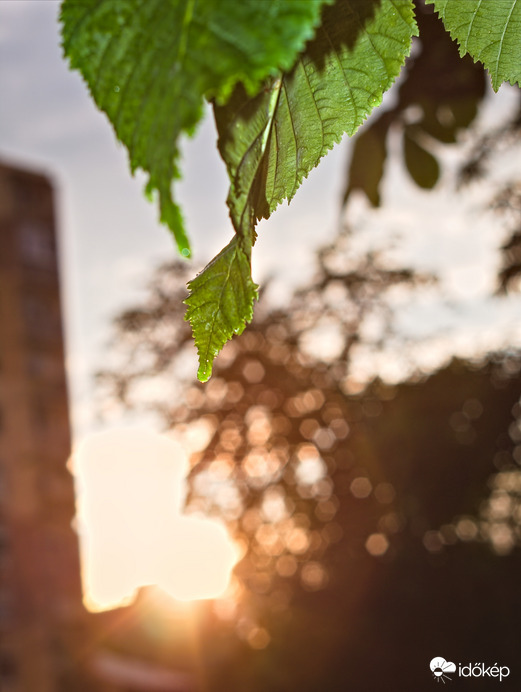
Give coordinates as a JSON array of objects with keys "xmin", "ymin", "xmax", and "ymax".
[{"xmin": 91, "ymin": 3, "xmax": 521, "ymax": 686}]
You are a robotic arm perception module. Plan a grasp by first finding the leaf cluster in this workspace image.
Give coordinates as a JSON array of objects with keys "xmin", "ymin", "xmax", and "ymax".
[{"xmin": 61, "ymin": 0, "xmax": 521, "ymax": 380}]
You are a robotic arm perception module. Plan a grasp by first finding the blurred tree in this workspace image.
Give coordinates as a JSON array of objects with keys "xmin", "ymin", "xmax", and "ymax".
[
  {"xmin": 344, "ymin": 1, "xmax": 521, "ymax": 295},
  {"xmin": 94, "ymin": 4, "xmax": 521, "ymax": 684},
  {"xmin": 97, "ymin": 226, "xmax": 521, "ymax": 689}
]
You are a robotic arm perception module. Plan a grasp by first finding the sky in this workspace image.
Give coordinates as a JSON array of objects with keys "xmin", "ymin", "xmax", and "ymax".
[
  {"xmin": 2, "ymin": 2, "xmax": 521, "ymax": 441},
  {"xmin": 3, "ymin": 0, "xmax": 521, "ymax": 613},
  {"xmin": 0, "ymin": 0, "xmax": 349, "ymax": 440},
  {"xmin": 0, "ymin": 0, "xmax": 521, "ymax": 430},
  {"xmin": 2, "ymin": 2, "xmax": 521, "ymax": 442}
]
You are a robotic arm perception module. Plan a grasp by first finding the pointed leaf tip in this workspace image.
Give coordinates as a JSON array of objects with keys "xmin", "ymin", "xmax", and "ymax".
[{"xmin": 184, "ymin": 238, "xmax": 258, "ymax": 382}]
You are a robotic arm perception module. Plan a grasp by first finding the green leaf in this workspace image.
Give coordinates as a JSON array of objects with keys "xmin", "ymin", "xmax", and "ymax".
[
  {"xmin": 60, "ymin": 0, "xmax": 331, "ymax": 255},
  {"xmin": 189, "ymin": 0, "xmax": 417, "ymax": 380},
  {"xmin": 214, "ymin": 0, "xmax": 418, "ymax": 239},
  {"xmin": 426, "ymin": 0, "xmax": 521, "ymax": 91},
  {"xmin": 184, "ymin": 237, "xmax": 258, "ymax": 382}
]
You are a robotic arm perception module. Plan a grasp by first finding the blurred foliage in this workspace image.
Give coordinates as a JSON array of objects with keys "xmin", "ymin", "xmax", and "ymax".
[
  {"xmin": 97, "ymin": 227, "xmax": 521, "ymax": 688},
  {"xmin": 92, "ymin": 4, "xmax": 521, "ymax": 682},
  {"xmin": 344, "ymin": 1, "xmax": 486, "ymax": 205},
  {"xmin": 492, "ymin": 184, "xmax": 521, "ymax": 294},
  {"xmin": 458, "ymin": 107, "xmax": 521, "ymax": 294},
  {"xmin": 96, "ymin": 227, "xmax": 433, "ymax": 415},
  {"xmin": 344, "ymin": 0, "xmax": 521, "ymax": 295}
]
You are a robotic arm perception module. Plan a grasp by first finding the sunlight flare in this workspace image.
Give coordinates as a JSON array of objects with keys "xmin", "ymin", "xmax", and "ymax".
[{"xmin": 73, "ymin": 428, "xmax": 239, "ymax": 611}]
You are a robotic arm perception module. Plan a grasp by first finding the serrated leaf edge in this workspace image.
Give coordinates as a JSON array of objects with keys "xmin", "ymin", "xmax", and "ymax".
[{"xmin": 184, "ymin": 238, "xmax": 258, "ymax": 381}]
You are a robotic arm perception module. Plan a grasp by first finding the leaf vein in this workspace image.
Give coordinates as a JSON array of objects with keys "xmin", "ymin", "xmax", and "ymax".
[{"xmin": 495, "ymin": 0, "xmax": 518, "ymax": 84}]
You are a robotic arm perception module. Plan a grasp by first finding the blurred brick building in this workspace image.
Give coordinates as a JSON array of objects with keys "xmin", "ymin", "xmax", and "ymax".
[{"xmin": 0, "ymin": 160, "xmax": 93, "ymax": 690}]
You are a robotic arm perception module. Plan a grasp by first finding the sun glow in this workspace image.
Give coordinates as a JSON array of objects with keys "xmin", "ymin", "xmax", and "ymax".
[{"xmin": 73, "ymin": 428, "xmax": 239, "ymax": 611}]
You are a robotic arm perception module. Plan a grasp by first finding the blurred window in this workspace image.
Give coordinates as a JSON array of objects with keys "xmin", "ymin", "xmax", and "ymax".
[{"xmin": 18, "ymin": 221, "xmax": 55, "ymax": 269}]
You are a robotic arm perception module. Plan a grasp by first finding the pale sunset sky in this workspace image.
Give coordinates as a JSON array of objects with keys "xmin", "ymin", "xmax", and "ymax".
[
  {"xmin": 2, "ymin": 1, "xmax": 521, "ymax": 439},
  {"xmin": 3, "ymin": 0, "xmax": 521, "ymax": 610}
]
